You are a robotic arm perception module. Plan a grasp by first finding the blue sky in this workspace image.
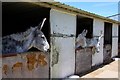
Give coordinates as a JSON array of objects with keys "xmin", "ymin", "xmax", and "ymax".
[{"xmin": 61, "ymin": 2, "xmax": 118, "ymax": 17}]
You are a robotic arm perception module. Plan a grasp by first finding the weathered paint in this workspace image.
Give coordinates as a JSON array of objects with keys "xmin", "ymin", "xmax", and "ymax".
[
  {"xmin": 51, "ymin": 37, "xmax": 75, "ymax": 78},
  {"xmin": 75, "ymin": 48, "xmax": 92, "ymax": 74},
  {"xmin": 112, "ymin": 24, "xmax": 118, "ymax": 58},
  {"xmin": 51, "ymin": 37, "xmax": 59, "ymax": 67},
  {"xmin": 2, "ymin": 52, "xmax": 49, "ymax": 78},
  {"xmin": 92, "ymin": 18, "xmax": 104, "ymax": 66},
  {"xmin": 103, "ymin": 44, "xmax": 112, "ymax": 64},
  {"xmin": 50, "ymin": 9, "xmax": 76, "ymax": 78}
]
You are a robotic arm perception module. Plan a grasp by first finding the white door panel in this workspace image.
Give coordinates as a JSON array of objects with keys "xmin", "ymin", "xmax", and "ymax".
[{"xmin": 50, "ymin": 9, "xmax": 76, "ymax": 78}]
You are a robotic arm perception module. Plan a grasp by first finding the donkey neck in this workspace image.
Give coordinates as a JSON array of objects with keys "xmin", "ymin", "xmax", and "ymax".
[
  {"xmin": 10, "ymin": 27, "xmax": 36, "ymax": 52},
  {"xmin": 22, "ymin": 28, "xmax": 36, "ymax": 51}
]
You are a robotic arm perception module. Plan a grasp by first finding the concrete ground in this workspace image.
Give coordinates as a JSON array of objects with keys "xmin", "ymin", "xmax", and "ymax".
[{"xmin": 81, "ymin": 59, "xmax": 119, "ymax": 78}]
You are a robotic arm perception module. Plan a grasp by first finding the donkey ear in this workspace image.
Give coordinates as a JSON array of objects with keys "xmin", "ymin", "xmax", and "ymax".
[
  {"xmin": 85, "ymin": 30, "xmax": 88, "ymax": 34},
  {"xmin": 38, "ymin": 18, "xmax": 47, "ymax": 30},
  {"xmin": 82, "ymin": 29, "xmax": 85, "ymax": 33}
]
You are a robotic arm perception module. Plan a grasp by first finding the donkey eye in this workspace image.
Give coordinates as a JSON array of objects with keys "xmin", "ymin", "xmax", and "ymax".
[
  {"xmin": 38, "ymin": 34, "xmax": 41, "ymax": 36},
  {"xmin": 41, "ymin": 36, "xmax": 45, "ymax": 39}
]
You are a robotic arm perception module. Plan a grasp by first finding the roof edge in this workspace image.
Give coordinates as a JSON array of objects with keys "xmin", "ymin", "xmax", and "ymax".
[{"xmin": 25, "ymin": 2, "xmax": 120, "ymax": 24}]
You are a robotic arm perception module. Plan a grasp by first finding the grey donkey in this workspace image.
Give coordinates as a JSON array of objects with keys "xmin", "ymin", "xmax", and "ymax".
[
  {"xmin": 76, "ymin": 29, "xmax": 103, "ymax": 53},
  {"xmin": 2, "ymin": 18, "xmax": 49, "ymax": 54},
  {"xmin": 76, "ymin": 29, "xmax": 88, "ymax": 49}
]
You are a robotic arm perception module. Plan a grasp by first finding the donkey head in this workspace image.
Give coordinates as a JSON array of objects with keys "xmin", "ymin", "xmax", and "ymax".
[
  {"xmin": 94, "ymin": 31, "xmax": 103, "ymax": 53},
  {"xmin": 32, "ymin": 18, "xmax": 49, "ymax": 52},
  {"xmin": 76, "ymin": 29, "xmax": 88, "ymax": 49}
]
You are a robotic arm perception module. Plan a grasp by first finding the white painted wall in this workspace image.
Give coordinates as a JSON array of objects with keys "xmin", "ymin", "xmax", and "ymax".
[
  {"xmin": 112, "ymin": 24, "xmax": 118, "ymax": 58},
  {"xmin": 92, "ymin": 18, "xmax": 104, "ymax": 66},
  {"xmin": 50, "ymin": 9, "xmax": 76, "ymax": 78}
]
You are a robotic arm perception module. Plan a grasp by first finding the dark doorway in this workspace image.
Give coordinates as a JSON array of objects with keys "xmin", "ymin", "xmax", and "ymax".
[
  {"xmin": 2, "ymin": 2, "xmax": 51, "ymax": 51},
  {"xmin": 104, "ymin": 22, "xmax": 112, "ymax": 44},
  {"xmin": 103, "ymin": 22, "xmax": 112, "ymax": 64},
  {"xmin": 75, "ymin": 15, "xmax": 93, "ymax": 74}
]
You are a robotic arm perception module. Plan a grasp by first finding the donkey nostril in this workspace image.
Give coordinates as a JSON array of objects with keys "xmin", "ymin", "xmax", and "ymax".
[
  {"xmin": 47, "ymin": 49, "xmax": 50, "ymax": 53},
  {"xmin": 97, "ymin": 51, "xmax": 99, "ymax": 53}
]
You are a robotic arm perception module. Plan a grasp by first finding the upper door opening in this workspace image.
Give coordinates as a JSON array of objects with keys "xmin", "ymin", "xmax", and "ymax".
[
  {"xmin": 104, "ymin": 22, "xmax": 112, "ymax": 45},
  {"xmin": 76, "ymin": 15, "xmax": 93, "ymax": 38},
  {"xmin": 2, "ymin": 2, "xmax": 51, "ymax": 51}
]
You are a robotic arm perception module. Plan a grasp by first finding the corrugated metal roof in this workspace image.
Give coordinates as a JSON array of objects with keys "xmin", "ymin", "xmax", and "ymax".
[{"xmin": 33, "ymin": 2, "xmax": 120, "ymax": 24}]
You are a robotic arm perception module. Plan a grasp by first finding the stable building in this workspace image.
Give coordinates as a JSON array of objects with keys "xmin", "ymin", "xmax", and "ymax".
[{"xmin": 1, "ymin": 1, "xmax": 120, "ymax": 78}]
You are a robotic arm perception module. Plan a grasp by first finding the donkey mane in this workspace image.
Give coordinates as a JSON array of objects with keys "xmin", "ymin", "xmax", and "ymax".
[{"xmin": 9, "ymin": 27, "xmax": 36, "ymax": 41}]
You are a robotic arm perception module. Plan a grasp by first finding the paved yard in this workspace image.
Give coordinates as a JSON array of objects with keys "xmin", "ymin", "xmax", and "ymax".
[{"xmin": 81, "ymin": 59, "xmax": 119, "ymax": 78}]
